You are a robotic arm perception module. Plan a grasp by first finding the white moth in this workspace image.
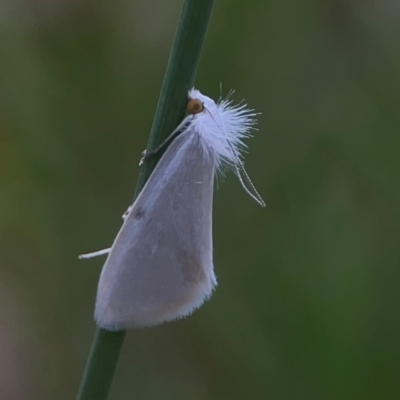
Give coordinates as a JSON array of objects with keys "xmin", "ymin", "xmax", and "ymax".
[{"xmin": 80, "ymin": 88, "xmax": 265, "ymax": 330}]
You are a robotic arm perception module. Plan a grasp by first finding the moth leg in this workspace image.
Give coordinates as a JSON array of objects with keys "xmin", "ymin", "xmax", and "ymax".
[
  {"xmin": 139, "ymin": 136, "xmax": 174, "ymax": 166},
  {"xmin": 122, "ymin": 205, "xmax": 132, "ymax": 219},
  {"xmin": 139, "ymin": 116, "xmax": 193, "ymax": 166},
  {"xmin": 139, "ymin": 149, "xmax": 152, "ymax": 166},
  {"xmin": 79, "ymin": 248, "xmax": 111, "ymax": 260}
]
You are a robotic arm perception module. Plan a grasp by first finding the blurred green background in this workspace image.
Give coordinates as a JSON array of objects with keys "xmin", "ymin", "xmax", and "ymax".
[{"xmin": 1, "ymin": 0, "xmax": 400, "ymax": 399}]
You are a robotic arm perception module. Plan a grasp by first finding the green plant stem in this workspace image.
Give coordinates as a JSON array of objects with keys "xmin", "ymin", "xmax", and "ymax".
[
  {"xmin": 76, "ymin": 1, "xmax": 214, "ymax": 399},
  {"xmin": 134, "ymin": 0, "xmax": 214, "ymax": 197}
]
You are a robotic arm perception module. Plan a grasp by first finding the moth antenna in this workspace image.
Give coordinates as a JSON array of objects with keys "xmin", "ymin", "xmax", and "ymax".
[
  {"xmin": 228, "ymin": 141, "xmax": 266, "ymax": 207},
  {"xmin": 235, "ymin": 159, "xmax": 266, "ymax": 207},
  {"xmin": 202, "ymin": 95, "xmax": 265, "ymax": 207}
]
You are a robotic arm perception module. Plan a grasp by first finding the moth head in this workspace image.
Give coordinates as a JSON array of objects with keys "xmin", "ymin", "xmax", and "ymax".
[{"xmin": 188, "ymin": 89, "xmax": 216, "ymax": 111}]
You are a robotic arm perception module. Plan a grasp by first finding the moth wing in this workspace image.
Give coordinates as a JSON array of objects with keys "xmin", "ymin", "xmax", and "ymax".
[{"xmin": 95, "ymin": 130, "xmax": 216, "ymax": 330}]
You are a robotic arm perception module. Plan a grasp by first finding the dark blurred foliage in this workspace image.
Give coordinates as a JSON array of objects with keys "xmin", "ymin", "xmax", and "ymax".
[{"xmin": 1, "ymin": 0, "xmax": 400, "ymax": 399}]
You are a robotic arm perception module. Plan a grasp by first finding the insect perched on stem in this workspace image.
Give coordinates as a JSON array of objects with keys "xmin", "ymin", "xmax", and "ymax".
[{"xmin": 80, "ymin": 88, "xmax": 265, "ymax": 330}]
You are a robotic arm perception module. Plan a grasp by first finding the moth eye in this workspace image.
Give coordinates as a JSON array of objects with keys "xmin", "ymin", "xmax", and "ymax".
[{"xmin": 187, "ymin": 99, "xmax": 204, "ymax": 115}]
